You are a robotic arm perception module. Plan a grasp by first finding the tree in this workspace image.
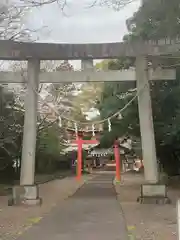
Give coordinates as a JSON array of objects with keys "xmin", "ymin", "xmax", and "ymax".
[
  {"xmin": 98, "ymin": 1, "xmax": 180, "ymax": 175},
  {"xmin": 96, "ymin": 59, "xmax": 138, "ymax": 147},
  {"xmin": 0, "ymin": 1, "xmax": 31, "ymax": 41},
  {"xmin": 0, "ymin": 85, "xmax": 24, "ymax": 182},
  {"xmin": 0, "ymin": 60, "xmax": 77, "ymax": 178},
  {"xmin": 74, "ymin": 82, "xmax": 103, "ymax": 119},
  {"xmin": 124, "ymin": 0, "xmax": 180, "ymax": 174},
  {"xmin": 97, "ymin": 61, "xmax": 180, "ymax": 174},
  {"xmin": 45, "ymin": 61, "xmax": 89, "ymax": 128},
  {"xmin": 0, "ymin": 0, "xmax": 42, "ymax": 181},
  {"xmin": 36, "ymin": 122, "xmax": 64, "ymax": 173},
  {"xmin": 124, "ymin": 0, "xmax": 180, "ymax": 40}
]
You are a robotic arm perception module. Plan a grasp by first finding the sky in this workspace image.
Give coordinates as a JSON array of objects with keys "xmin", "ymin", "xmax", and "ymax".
[
  {"xmin": 23, "ymin": 0, "xmax": 140, "ymax": 69},
  {"xmin": 12, "ymin": 0, "xmax": 141, "ymax": 119},
  {"xmin": 25, "ymin": 0, "xmax": 140, "ymax": 43}
]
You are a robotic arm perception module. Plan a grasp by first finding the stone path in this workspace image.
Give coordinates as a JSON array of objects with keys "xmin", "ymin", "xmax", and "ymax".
[
  {"xmin": 17, "ymin": 173, "xmax": 128, "ymax": 240},
  {"xmin": 0, "ymin": 175, "xmax": 92, "ymax": 240}
]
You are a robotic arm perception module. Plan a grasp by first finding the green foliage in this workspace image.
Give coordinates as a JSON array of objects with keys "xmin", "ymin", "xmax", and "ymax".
[
  {"xmin": 0, "ymin": 85, "xmax": 68, "ymax": 179},
  {"xmin": 125, "ymin": 0, "xmax": 180, "ymax": 40},
  {"xmin": 96, "ymin": 58, "xmax": 138, "ymax": 147},
  {"xmin": 37, "ymin": 123, "xmax": 62, "ymax": 157},
  {"xmin": 0, "ymin": 86, "xmax": 24, "ymax": 182},
  {"xmin": 107, "ymin": 58, "xmax": 135, "ymax": 70},
  {"xmin": 98, "ymin": 64, "xmax": 180, "ymax": 174},
  {"xmin": 0, "ymin": 86, "xmax": 23, "ymax": 165},
  {"xmin": 149, "ymin": 74, "xmax": 180, "ymax": 174},
  {"xmin": 97, "ymin": 74, "xmax": 139, "ymax": 148},
  {"xmin": 98, "ymin": 1, "xmax": 180, "ymax": 175},
  {"xmin": 36, "ymin": 123, "xmax": 64, "ymax": 173}
]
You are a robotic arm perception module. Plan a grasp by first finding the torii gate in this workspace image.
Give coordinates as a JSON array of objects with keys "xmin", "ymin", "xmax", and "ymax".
[
  {"xmin": 69, "ymin": 129, "xmax": 121, "ymax": 181},
  {"xmin": 69, "ymin": 129, "xmax": 100, "ymax": 180},
  {"xmin": 0, "ymin": 39, "xmax": 178, "ymax": 204}
]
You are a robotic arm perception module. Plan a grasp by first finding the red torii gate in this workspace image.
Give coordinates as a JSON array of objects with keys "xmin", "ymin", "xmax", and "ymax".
[{"xmin": 69, "ymin": 130, "xmax": 121, "ymax": 181}]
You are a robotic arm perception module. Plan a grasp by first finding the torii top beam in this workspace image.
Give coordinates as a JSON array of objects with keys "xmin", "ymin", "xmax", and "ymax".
[{"xmin": 0, "ymin": 38, "xmax": 180, "ymax": 60}]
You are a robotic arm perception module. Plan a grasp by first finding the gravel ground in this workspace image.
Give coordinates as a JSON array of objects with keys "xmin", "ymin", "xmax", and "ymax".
[
  {"xmin": 1, "ymin": 171, "xmax": 179, "ymax": 240},
  {"xmin": 17, "ymin": 173, "xmax": 128, "ymax": 240},
  {"xmin": 114, "ymin": 173, "xmax": 179, "ymax": 240},
  {"xmin": 0, "ymin": 175, "xmax": 93, "ymax": 240}
]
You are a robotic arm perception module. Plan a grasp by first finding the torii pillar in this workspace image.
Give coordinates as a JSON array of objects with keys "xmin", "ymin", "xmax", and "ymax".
[
  {"xmin": 20, "ymin": 59, "xmax": 41, "ymax": 205},
  {"xmin": 114, "ymin": 140, "xmax": 121, "ymax": 182},
  {"xmin": 72, "ymin": 136, "xmax": 99, "ymax": 180},
  {"xmin": 136, "ymin": 56, "xmax": 159, "ymax": 183}
]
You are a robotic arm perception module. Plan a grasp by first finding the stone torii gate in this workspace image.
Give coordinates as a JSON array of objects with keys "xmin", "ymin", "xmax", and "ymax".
[{"xmin": 0, "ymin": 39, "xmax": 178, "ymax": 204}]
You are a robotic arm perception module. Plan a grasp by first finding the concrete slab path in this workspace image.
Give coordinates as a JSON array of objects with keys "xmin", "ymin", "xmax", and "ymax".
[{"xmin": 17, "ymin": 173, "xmax": 128, "ymax": 240}]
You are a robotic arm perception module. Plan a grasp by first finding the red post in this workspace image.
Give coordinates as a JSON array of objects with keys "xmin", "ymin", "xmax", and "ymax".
[
  {"xmin": 76, "ymin": 136, "xmax": 82, "ymax": 180},
  {"xmin": 114, "ymin": 140, "xmax": 121, "ymax": 182},
  {"xmin": 71, "ymin": 136, "xmax": 99, "ymax": 181}
]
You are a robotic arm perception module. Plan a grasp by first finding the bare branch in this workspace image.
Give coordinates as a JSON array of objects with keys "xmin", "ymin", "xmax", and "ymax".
[
  {"xmin": 22, "ymin": 0, "xmax": 67, "ymax": 9},
  {"xmin": 0, "ymin": 3, "xmax": 29, "ymax": 40},
  {"xmin": 38, "ymin": 119, "xmax": 57, "ymax": 132},
  {"xmin": 0, "ymin": 1, "xmax": 50, "ymax": 42},
  {"xmin": 26, "ymin": 0, "xmax": 57, "ymax": 6},
  {"xmin": 100, "ymin": 0, "xmax": 136, "ymax": 10},
  {"xmin": 22, "ymin": 0, "xmax": 135, "ymax": 11}
]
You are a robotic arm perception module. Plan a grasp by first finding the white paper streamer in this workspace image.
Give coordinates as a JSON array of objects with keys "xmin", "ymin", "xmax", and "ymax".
[
  {"xmin": 74, "ymin": 122, "xmax": 78, "ymax": 135},
  {"xmin": 92, "ymin": 124, "xmax": 95, "ymax": 136},
  {"xmin": 117, "ymin": 113, "xmax": 123, "ymax": 120},
  {"xmin": 58, "ymin": 116, "xmax": 62, "ymax": 127},
  {"xmin": 108, "ymin": 118, "xmax": 111, "ymax": 132}
]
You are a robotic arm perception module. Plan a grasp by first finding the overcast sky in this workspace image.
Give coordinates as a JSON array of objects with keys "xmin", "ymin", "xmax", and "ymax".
[
  {"xmin": 26, "ymin": 0, "xmax": 140, "ymax": 43},
  {"xmin": 22, "ymin": 0, "xmax": 141, "ymax": 118}
]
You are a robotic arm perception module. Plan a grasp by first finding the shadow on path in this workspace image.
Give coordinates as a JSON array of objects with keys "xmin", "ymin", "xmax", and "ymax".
[{"xmin": 17, "ymin": 173, "xmax": 128, "ymax": 240}]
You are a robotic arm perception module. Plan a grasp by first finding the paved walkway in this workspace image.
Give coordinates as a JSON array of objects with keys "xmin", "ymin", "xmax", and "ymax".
[
  {"xmin": 17, "ymin": 173, "xmax": 128, "ymax": 240},
  {"xmin": 0, "ymin": 175, "xmax": 92, "ymax": 240}
]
